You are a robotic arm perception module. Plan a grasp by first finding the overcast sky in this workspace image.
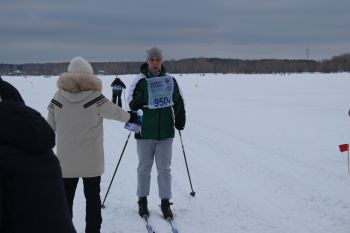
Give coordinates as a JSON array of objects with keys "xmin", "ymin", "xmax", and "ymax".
[{"xmin": 1, "ymin": 0, "xmax": 349, "ymax": 64}]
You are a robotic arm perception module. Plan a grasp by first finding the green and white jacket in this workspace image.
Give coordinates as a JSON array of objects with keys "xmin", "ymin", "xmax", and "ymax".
[{"xmin": 128, "ymin": 63, "xmax": 186, "ymax": 140}]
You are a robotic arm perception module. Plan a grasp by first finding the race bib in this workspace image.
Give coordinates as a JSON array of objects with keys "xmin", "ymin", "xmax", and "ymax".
[
  {"xmin": 124, "ymin": 122, "xmax": 141, "ymax": 132},
  {"xmin": 146, "ymin": 76, "xmax": 174, "ymax": 109},
  {"xmin": 124, "ymin": 113, "xmax": 143, "ymax": 132},
  {"xmin": 113, "ymin": 85, "xmax": 122, "ymax": 91}
]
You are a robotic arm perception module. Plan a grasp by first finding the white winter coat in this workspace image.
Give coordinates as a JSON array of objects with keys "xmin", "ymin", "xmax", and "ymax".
[{"xmin": 47, "ymin": 72, "xmax": 130, "ymax": 178}]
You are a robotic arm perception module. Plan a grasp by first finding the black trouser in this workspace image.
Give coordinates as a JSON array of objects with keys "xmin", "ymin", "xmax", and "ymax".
[
  {"xmin": 63, "ymin": 177, "xmax": 102, "ymax": 233},
  {"xmin": 112, "ymin": 92, "xmax": 122, "ymax": 107}
]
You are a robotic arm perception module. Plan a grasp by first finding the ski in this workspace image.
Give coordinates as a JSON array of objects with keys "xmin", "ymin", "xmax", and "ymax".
[
  {"xmin": 142, "ymin": 215, "xmax": 155, "ymax": 233},
  {"xmin": 158, "ymin": 203, "xmax": 179, "ymax": 233},
  {"xmin": 166, "ymin": 217, "xmax": 179, "ymax": 233}
]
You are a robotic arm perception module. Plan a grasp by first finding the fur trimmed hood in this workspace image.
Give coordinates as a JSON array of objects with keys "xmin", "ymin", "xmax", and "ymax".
[
  {"xmin": 57, "ymin": 56, "xmax": 101, "ymax": 93},
  {"xmin": 57, "ymin": 73, "xmax": 102, "ymax": 93}
]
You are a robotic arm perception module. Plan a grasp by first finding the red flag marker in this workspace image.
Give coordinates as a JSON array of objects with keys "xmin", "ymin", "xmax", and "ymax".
[
  {"xmin": 339, "ymin": 144, "xmax": 349, "ymax": 152},
  {"xmin": 339, "ymin": 144, "xmax": 350, "ymax": 173}
]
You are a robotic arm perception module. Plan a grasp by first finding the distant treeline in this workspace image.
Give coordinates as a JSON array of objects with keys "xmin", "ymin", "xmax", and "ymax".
[{"xmin": 1, "ymin": 53, "xmax": 350, "ymax": 76}]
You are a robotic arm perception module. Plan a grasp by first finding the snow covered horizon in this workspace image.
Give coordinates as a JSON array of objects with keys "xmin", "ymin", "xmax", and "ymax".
[{"xmin": 3, "ymin": 72, "xmax": 350, "ymax": 233}]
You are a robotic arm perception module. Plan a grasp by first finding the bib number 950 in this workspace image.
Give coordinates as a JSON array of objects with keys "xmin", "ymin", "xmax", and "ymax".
[{"xmin": 154, "ymin": 97, "xmax": 171, "ymax": 108}]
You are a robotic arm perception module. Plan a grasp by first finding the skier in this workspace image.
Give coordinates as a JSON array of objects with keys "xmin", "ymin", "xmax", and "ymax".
[
  {"xmin": 47, "ymin": 57, "xmax": 138, "ymax": 233},
  {"xmin": 111, "ymin": 76, "xmax": 126, "ymax": 107},
  {"xmin": 128, "ymin": 47, "xmax": 186, "ymax": 219},
  {"xmin": 0, "ymin": 77, "xmax": 76, "ymax": 233}
]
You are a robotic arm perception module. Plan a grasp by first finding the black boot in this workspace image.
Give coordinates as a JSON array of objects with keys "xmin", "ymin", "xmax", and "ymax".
[
  {"xmin": 161, "ymin": 199, "xmax": 173, "ymax": 219},
  {"xmin": 138, "ymin": 197, "xmax": 149, "ymax": 217}
]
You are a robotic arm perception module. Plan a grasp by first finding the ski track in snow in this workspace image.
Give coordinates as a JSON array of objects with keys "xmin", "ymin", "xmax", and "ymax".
[{"xmin": 4, "ymin": 73, "xmax": 350, "ymax": 233}]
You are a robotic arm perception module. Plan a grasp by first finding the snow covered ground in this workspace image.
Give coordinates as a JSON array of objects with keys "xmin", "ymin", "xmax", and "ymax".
[{"xmin": 3, "ymin": 72, "xmax": 350, "ymax": 233}]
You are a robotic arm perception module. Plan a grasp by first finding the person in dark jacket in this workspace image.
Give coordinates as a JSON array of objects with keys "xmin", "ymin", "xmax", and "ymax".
[
  {"xmin": 0, "ymin": 77, "xmax": 76, "ymax": 233},
  {"xmin": 0, "ymin": 76, "xmax": 24, "ymax": 103},
  {"xmin": 111, "ymin": 76, "xmax": 126, "ymax": 107},
  {"xmin": 127, "ymin": 47, "xmax": 186, "ymax": 220}
]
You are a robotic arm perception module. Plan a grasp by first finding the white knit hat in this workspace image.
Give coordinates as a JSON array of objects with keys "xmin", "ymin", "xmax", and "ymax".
[{"xmin": 68, "ymin": 56, "xmax": 94, "ymax": 74}]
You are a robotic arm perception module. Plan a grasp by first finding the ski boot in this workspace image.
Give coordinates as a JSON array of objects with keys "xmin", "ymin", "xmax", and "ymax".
[
  {"xmin": 138, "ymin": 197, "xmax": 149, "ymax": 217},
  {"xmin": 161, "ymin": 198, "xmax": 173, "ymax": 219}
]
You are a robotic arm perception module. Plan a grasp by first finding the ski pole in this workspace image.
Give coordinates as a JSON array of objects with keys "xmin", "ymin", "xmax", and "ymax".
[
  {"xmin": 101, "ymin": 132, "xmax": 131, "ymax": 208},
  {"xmin": 178, "ymin": 130, "xmax": 196, "ymax": 197}
]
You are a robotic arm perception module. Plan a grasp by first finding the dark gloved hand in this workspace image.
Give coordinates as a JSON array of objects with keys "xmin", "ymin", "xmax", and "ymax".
[
  {"xmin": 175, "ymin": 109, "xmax": 186, "ymax": 130},
  {"xmin": 128, "ymin": 111, "xmax": 138, "ymax": 124}
]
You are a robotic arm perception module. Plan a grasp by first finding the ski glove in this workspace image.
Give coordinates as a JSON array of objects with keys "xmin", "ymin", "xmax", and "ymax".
[
  {"xmin": 175, "ymin": 108, "xmax": 186, "ymax": 130},
  {"xmin": 128, "ymin": 111, "xmax": 139, "ymax": 124}
]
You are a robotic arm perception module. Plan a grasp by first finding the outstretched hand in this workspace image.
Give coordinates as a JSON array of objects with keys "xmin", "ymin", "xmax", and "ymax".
[{"xmin": 128, "ymin": 111, "xmax": 138, "ymax": 124}]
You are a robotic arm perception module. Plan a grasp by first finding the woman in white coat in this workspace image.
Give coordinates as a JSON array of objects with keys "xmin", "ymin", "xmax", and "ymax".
[{"xmin": 47, "ymin": 57, "xmax": 134, "ymax": 233}]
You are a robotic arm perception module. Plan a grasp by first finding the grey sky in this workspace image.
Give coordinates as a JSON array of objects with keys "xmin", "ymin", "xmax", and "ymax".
[{"xmin": 1, "ymin": 0, "xmax": 349, "ymax": 63}]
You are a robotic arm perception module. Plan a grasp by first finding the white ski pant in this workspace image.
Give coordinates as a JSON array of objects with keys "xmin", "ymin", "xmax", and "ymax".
[{"xmin": 136, "ymin": 138, "xmax": 173, "ymax": 199}]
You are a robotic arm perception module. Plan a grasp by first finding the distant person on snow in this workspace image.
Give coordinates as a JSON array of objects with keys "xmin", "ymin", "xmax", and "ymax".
[
  {"xmin": 128, "ymin": 47, "xmax": 186, "ymax": 220},
  {"xmin": 0, "ymin": 77, "xmax": 76, "ymax": 233},
  {"xmin": 47, "ymin": 57, "xmax": 139, "ymax": 233},
  {"xmin": 111, "ymin": 76, "xmax": 126, "ymax": 107}
]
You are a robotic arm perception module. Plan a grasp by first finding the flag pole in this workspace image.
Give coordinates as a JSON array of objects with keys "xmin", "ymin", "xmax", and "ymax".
[
  {"xmin": 348, "ymin": 150, "xmax": 350, "ymax": 173},
  {"xmin": 339, "ymin": 144, "xmax": 350, "ymax": 173}
]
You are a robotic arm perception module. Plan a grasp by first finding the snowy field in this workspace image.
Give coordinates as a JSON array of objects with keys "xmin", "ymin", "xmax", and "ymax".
[{"xmin": 3, "ymin": 72, "xmax": 350, "ymax": 233}]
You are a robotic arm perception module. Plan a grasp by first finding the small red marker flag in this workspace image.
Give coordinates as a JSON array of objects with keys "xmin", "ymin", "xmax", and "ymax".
[{"xmin": 339, "ymin": 144, "xmax": 349, "ymax": 152}]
